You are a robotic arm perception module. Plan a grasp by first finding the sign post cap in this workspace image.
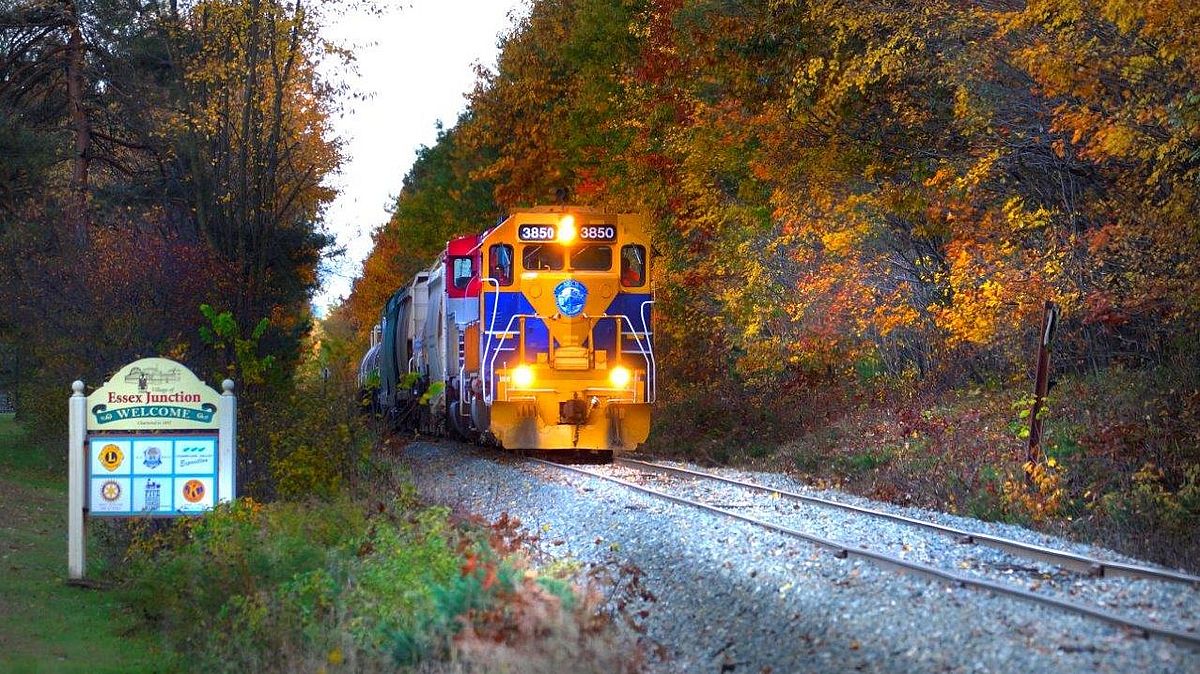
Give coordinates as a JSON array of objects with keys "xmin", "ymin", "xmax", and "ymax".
[
  {"xmin": 72, "ymin": 380, "xmax": 85, "ymax": 395},
  {"xmin": 222, "ymin": 379, "xmax": 235, "ymax": 394}
]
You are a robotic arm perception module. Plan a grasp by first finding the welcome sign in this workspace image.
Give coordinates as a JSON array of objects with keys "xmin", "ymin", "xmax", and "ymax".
[
  {"xmin": 69, "ymin": 358, "xmax": 237, "ymax": 579},
  {"xmin": 86, "ymin": 358, "xmax": 220, "ymax": 431}
]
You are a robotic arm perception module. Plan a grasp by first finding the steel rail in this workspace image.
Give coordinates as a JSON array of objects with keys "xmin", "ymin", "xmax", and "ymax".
[
  {"xmin": 529, "ymin": 457, "xmax": 1200, "ymax": 651},
  {"xmin": 618, "ymin": 457, "xmax": 1200, "ymax": 588}
]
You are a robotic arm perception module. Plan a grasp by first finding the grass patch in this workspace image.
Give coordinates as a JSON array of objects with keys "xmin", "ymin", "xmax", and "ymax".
[
  {"xmin": 0, "ymin": 413, "xmax": 62, "ymax": 487},
  {"xmin": 0, "ymin": 415, "xmax": 162, "ymax": 673}
]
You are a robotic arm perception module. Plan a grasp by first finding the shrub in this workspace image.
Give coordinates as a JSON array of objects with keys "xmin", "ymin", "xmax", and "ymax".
[{"xmin": 123, "ymin": 498, "xmax": 638, "ymax": 673}]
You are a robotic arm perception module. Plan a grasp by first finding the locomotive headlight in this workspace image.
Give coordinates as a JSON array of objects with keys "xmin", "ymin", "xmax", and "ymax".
[
  {"xmin": 609, "ymin": 365, "xmax": 631, "ymax": 388},
  {"xmin": 512, "ymin": 364, "xmax": 535, "ymax": 388},
  {"xmin": 557, "ymin": 215, "xmax": 577, "ymax": 243}
]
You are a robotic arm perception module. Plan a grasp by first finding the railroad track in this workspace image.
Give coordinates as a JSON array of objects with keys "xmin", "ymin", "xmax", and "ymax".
[{"xmin": 529, "ymin": 455, "xmax": 1200, "ymax": 650}]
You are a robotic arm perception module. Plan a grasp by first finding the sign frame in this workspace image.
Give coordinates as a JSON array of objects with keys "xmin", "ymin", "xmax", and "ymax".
[{"xmin": 68, "ymin": 358, "xmax": 237, "ymax": 580}]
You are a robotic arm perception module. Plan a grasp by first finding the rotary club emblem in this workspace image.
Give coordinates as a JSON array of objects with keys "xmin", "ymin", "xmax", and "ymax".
[{"xmin": 100, "ymin": 480, "xmax": 122, "ymax": 502}]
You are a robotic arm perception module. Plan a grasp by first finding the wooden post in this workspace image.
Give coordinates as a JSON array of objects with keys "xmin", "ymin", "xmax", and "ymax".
[
  {"xmin": 1027, "ymin": 301, "xmax": 1058, "ymax": 470},
  {"xmin": 218, "ymin": 379, "xmax": 237, "ymax": 504},
  {"xmin": 67, "ymin": 380, "xmax": 86, "ymax": 579}
]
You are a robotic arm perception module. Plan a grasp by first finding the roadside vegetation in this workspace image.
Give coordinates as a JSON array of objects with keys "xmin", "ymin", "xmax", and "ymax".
[
  {"xmin": 650, "ymin": 363, "xmax": 1200, "ymax": 572},
  {"xmin": 122, "ymin": 490, "xmax": 637, "ymax": 673}
]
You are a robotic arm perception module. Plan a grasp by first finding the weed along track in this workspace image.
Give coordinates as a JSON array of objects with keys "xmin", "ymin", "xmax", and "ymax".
[{"xmin": 532, "ymin": 456, "xmax": 1200, "ymax": 651}]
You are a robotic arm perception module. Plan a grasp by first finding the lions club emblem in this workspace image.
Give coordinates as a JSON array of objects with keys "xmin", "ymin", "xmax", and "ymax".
[
  {"xmin": 553, "ymin": 279, "xmax": 588, "ymax": 318},
  {"xmin": 99, "ymin": 444, "xmax": 124, "ymax": 472}
]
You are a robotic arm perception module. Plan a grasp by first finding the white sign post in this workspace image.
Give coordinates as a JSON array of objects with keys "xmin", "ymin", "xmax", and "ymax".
[
  {"xmin": 68, "ymin": 381, "xmax": 87, "ymax": 580},
  {"xmin": 68, "ymin": 358, "xmax": 237, "ymax": 580}
]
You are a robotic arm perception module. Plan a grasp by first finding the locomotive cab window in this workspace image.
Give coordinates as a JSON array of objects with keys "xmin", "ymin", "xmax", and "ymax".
[
  {"xmin": 452, "ymin": 257, "xmax": 473, "ymax": 289},
  {"xmin": 489, "ymin": 244, "xmax": 514, "ymax": 286},
  {"xmin": 522, "ymin": 243, "xmax": 564, "ymax": 271},
  {"xmin": 569, "ymin": 244, "xmax": 612, "ymax": 271},
  {"xmin": 620, "ymin": 244, "xmax": 646, "ymax": 287}
]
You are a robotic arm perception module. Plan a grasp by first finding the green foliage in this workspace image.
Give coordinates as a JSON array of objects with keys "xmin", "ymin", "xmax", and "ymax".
[
  {"xmin": 419, "ymin": 380, "xmax": 445, "ymax": 406},
  {"xmin": 836, "ymin": 448, "xmax": 896, "ymax": 474},
  {"xmin": 198, "ymin": 304, "xmax": 277, "ymax": 386},
  {"xmin": 123, "ymin": 497, "xmax": 635, "ymax": 673},
  {"xmin": 400, "ymin": 371, "xmax": 421, "ymax": 389},
  {"xmin": 1101, "ymin": 465, "xmax": 1200, "ymax": 543}
]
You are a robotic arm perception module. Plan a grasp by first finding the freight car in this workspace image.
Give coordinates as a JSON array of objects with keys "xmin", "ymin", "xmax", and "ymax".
[{"xmin": 360, "ymin": 206, "xmax": 656, "ymax": 454}]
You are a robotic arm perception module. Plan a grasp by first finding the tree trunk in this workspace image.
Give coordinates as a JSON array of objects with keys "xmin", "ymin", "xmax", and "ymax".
[{"xmin": 64, "ymin": 0, "xmax": 90, "ymax": 246}]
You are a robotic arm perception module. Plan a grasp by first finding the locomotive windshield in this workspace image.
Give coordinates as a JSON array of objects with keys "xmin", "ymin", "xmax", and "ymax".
[
  {"xmin": 620, "ymin": 244, "xmax": 646, "ymax": 287},
  {"xmin": 452, "ymin": 256, "xmax": 473, "ymax": 289},
  {"xmin": 569, "ymin": 244, "xmax": 612, "ymax": 271},
  {"xmin": 523, "ymin": 244, "xmax": 564, "ymax": 270},
  {"xmin": 523, "ymin": 243, "xmax": 613, "ymax": 272}
]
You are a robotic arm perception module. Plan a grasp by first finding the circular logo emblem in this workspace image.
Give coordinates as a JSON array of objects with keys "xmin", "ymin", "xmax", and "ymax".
[
  {"xmin": 99, "ymin": 444, "xmax": 124, "ymax": 472},
  {"xmin": 100, "ymin": 480, "xmax": 121, "ymax": 502},
  {"xmin": 553, "ymin": 279, "xmax": 588, "ymax": 317},
  {"xmin": 143, "ymin": 446, "xmax": 162, "ymax": 469},
  {"xmin": 182, "ymin": 479, "xmax": 206, "ymax": 503}
]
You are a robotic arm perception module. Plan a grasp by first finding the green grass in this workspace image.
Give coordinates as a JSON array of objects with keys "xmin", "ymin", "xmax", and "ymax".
[{"xmin": 0, "ymin": 414, "xmax": 162, "ymax": 673}]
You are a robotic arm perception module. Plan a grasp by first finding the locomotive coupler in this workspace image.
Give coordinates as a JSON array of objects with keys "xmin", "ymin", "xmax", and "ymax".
[{"xmin": 559, "ymin": 394, "xmax": 593, "ymax": 424}]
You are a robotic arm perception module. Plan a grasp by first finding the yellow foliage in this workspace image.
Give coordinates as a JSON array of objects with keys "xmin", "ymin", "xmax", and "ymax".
[{"xmin": 1002, "ymin": 460, "xmax": 1066, "ymax": 522}]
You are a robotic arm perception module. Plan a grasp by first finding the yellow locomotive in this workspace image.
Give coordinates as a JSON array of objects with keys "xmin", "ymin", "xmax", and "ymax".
[{"xmin": 365, "ymin": 205, "xmax": 656, "ymax": 454}]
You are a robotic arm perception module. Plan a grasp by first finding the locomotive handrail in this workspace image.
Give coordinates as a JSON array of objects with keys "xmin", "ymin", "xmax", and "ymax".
[
  {"xmin": 483, "ymin": 311, "xmax": 539, "ymax": 404},
  {"xmin": 481, "ymin": 277, "xmax": 503, "ymax": 403},
  {"xmin": 598, "ymin": 312, "xmax": 655, "ymax": 404},
  {"xmin": 479, "ymin": 276, "xmax": 656, "ymax": 404},
  {"xmin": 457, "ymin": 364, "xmax": 467, "ymax": 422},
  {"xmin": 640, "ymin": 300, "xmax": 656, "ymax": 403}
]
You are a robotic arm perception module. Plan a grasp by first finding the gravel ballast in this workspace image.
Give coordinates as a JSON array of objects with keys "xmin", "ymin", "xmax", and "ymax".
[{"xmin": 399, "ymin": 442, "xmax": 1198, "ymax": 673}]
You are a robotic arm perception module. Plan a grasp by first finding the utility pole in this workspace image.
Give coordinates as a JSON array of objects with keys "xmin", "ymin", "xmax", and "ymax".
[{"xmin": 1027, "ymin": 301, "xmax": 1059, "ymax": 474}]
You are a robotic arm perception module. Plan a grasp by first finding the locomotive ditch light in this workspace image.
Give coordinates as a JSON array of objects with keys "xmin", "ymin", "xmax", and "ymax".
[
  {"xmin": 557, "ymin": 215, "xmax": 577, "ymax": 244},
  {"xmin": 609, "ymin": 365, "xmax": 631, "ymax": 388},
  {"xmin": 512, "ymin": 364, "xmax": 535, "ymax": 389}
]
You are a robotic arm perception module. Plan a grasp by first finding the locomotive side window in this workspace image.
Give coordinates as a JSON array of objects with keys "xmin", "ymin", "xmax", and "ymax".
[
  {"xmin": 569, "ymin": 244, "xmax": 612, "ymax": 271},
  {"xmin": 620, "ymin": 244, "xmax": 646, "ymax": 287},
  {"xmin": 452, "ymin": 256, "xmax": 473, "ymax": 289},
  {"xmin": 522, "ymin": 244, "xmax": 564, "ymax": 271},
  {"xmin": 489, "ymin": 244, "xmax": 514, "ymax": 286}
]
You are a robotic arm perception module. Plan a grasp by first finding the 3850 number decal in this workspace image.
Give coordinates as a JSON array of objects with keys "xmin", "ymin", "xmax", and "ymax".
[
  {"xmin": 579, "ymin": 225, "xmax": 616, "ymax": 241},
  {"xmin": 518, "ymin": 225, "xmax": 556, "ymax": 241}
]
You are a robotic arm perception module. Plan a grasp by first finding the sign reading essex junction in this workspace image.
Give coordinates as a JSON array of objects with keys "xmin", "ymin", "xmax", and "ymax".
[
  {"xmin": 70, "ymin": 357, "xmax": 237, "ymax": 578},
  {"xmin": 87, "ymin": 358, "xmax": 220, "ymax": 430}
]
